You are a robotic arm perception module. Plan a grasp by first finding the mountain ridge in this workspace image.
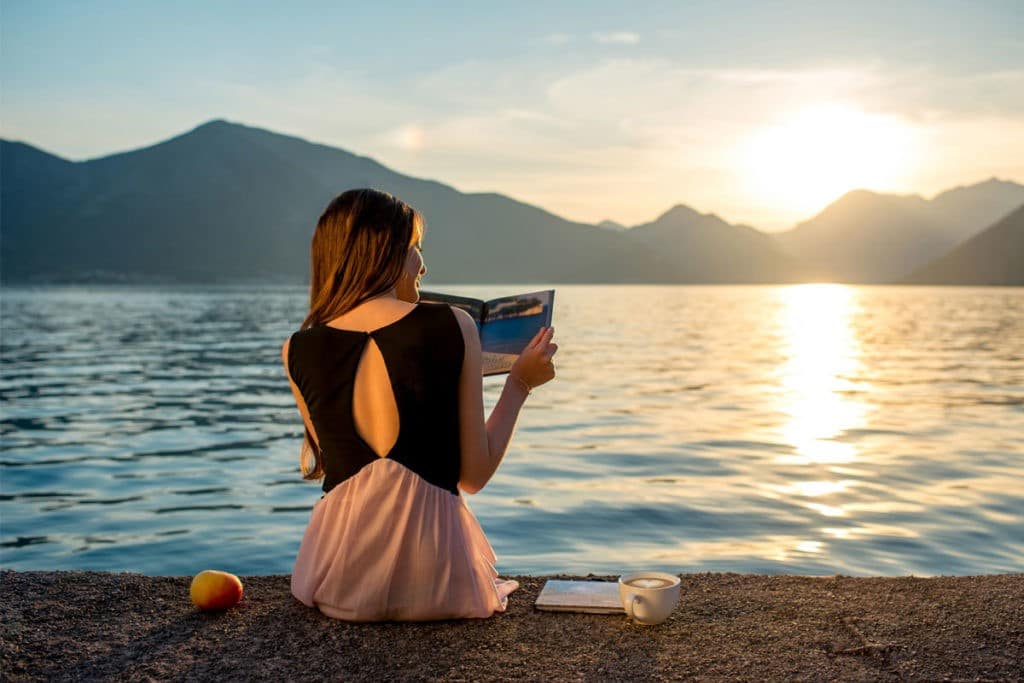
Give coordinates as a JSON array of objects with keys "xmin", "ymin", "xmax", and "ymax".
[
  {"xmin": 901, "ymin": 204, "xmax": 1024, "ymax": 286},
  {"xmin": 2, "ymin": 118, "xmax": 1021, "ymax": 285},
  {"xmin": 772, "ymin": 178, "xmax": 1024, "ymax": 282}
]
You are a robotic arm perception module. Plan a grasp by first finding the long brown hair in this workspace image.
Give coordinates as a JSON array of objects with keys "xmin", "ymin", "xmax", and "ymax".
[{"xmin": 297, "ymin": 188, "xmax": 425, "ymax": 481}]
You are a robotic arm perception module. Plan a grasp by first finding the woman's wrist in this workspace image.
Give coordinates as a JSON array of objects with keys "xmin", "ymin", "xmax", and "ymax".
[{"xmin": 509, "ymin": 374, "xmax": 532, "ymax": 399}]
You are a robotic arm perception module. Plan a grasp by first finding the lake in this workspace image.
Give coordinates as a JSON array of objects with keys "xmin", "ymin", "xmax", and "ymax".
[{"xmin": 1, "ymin": 284, "xmax": 1021, "ymax": 577}]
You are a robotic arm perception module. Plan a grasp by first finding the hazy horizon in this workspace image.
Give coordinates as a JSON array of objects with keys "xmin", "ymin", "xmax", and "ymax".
[{"xmin": 2, "ymin": 1, "xmax": 1022, "ymax": 230}]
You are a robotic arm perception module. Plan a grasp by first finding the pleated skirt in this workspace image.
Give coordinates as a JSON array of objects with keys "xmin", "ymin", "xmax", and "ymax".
[{"xmin": 290, "ymin": 457, "xmax": 519, "ymax": 621}]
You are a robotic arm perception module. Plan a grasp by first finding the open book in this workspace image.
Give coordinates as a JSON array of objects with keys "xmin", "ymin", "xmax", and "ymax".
[{"xmin": 418, "ymin": 289, "xmax": 555, "ymax": 376}]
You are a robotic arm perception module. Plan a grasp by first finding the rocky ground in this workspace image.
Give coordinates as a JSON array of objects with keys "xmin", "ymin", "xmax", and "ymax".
[{"xmin": 2, "ymin": 570, "xmax": 1022, "ymax": 681}]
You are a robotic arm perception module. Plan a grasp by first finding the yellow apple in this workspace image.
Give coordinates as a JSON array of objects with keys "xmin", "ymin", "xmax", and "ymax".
[{"xmin": 190, "ymin": 569, "xmax": 243, "ymax": 610}]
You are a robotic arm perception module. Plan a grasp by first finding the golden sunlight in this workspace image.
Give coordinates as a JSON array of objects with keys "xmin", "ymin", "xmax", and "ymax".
[
  {"xmin": 738, "ymin": 104, "xmax": 920, "ymax": 217},
  {"xmin": 776, "ymin": 284, "xmax": 867, "ymax": 466}
]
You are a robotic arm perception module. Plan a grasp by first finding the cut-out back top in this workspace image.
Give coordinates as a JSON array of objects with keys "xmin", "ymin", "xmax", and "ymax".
[
  {"xmin": 286, "ymin": 302, "xmax": 465, "ymax": 496},
  {"xmin": 287, "ymin": 300, "xmax": 519, "ymax": 620}
]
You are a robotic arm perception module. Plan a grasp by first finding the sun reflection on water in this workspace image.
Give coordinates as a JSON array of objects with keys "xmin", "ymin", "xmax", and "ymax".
[
  {"xmin": 776, "ymin": 284, "xmax": 868, "ymax": 465},
  {"xmin": 764, "ymin": 283, "xmax": 874, "ymax": 561}
]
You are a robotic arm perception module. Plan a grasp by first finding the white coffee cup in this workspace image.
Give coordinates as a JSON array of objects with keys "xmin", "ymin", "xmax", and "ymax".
[{"xmin": 618, "ymin": 572, "xmax": 681, "ymax": 625}]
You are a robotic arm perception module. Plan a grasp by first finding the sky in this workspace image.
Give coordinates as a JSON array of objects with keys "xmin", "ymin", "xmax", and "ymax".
[{"xmin": 2, "ymin": 0, "xmax": 1022, "ymax": 231}]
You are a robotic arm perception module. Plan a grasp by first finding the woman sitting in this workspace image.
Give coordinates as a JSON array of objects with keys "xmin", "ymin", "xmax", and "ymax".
[{"xmin": 283, "ymin": 188, "xmax": 557, "ymax": 621}]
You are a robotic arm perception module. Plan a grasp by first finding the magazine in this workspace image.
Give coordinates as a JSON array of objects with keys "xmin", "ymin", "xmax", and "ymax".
[{"xmin": 418, "ymin": 288, "xmax": 555, "ymax": 376}]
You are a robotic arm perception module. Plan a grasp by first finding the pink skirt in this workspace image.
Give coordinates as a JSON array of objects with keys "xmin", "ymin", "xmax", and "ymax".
[{"xmin": 290, "ymin": 457, "xmax": 519, "ymax": 621}]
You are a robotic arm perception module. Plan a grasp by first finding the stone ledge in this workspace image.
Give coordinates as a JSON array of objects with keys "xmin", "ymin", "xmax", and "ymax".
[{"xmin": 2, "ymin": 570, "xmax": 1022, "ymax": 681}]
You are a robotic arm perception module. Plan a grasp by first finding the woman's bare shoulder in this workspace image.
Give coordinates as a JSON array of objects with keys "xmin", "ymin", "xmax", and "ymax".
[
  {"xmin": 280, "ymin": 335, "xmax": 293, "ymax": 371},
  {"xmin": 280, "ymin": 330, "xmax": 308, "ymax": 373},
  {"xmin": 446, "ymin": 305, "xmax": 479, "ymax": 338}
]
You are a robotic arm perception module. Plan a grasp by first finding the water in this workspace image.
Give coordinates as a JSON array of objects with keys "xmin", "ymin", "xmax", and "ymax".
[{"xmin": 1, "ymin": 284, "xmax": 1022, "ymax": 577}]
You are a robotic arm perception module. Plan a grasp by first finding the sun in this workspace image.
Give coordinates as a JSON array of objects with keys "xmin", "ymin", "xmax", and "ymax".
[{"xmin": 737, "ymin": 103, "xmax": 920, "ymax": 217}]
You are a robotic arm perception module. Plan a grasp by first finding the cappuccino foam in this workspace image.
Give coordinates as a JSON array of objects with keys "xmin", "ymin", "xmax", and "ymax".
[{"xmin": 624, "ymin": 577, "xmax": 674, "ymax": 589}]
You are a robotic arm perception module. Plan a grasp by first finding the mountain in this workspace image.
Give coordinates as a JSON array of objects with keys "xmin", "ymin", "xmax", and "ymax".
[
  {"xmin": 1, "ymin": 120, "xmax": 659, "ymax": 283},
  {"xmin": 1, "ymin": 142, "xmax": 75, "ymax": 278},
  {"xmin": 773, "ymin": 180, "xmax": 1024, "ymax": 283},
  {"xmin": 773, "ymin": 190, "xmax": 937, "ymax": 282},
  {"xmin": 902, "ymin": 204, "xmax": 1024, "ymax": 286},
  {"xmin": 0, "ymin": 119, "xmax": 801, "ymax": 285},
  {"xmin": 928, "ymin": 178, "xmax": 1024, "ymax": 244},
  {"xmin": 626, "ymin": 204, "xmax": 812, "ymax": 283}
]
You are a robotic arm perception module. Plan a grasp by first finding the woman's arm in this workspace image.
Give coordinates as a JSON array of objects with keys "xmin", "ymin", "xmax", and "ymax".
[{"xmin": 451, "ymin": 306, "xmax": 556, "ymax": 494}]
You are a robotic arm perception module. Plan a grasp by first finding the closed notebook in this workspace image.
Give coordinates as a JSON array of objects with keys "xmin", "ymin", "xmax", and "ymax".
[{"xmin": 534, "ymin": 580, "xmax": 624, "ymax": 614}]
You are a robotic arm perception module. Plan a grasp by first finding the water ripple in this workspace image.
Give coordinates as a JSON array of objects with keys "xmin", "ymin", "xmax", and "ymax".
[{"xmin": 1, "ymin": 284, "xmax": 1022, "ymax": 576}]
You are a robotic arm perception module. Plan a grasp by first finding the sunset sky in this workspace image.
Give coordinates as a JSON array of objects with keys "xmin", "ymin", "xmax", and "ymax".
[{"xmin": 2, "ymin": 0, "xmax": 1022, "ymax": 230}]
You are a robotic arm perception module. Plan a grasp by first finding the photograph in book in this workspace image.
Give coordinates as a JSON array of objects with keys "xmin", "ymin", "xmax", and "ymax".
[{"xmin": 418, "ymin": 289, "xmax": 555, "ymax": 376}]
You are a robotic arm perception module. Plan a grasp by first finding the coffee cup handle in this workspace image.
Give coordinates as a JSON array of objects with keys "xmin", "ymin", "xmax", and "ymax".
[{"xmin": 624, "ymin": 593, "xmax": 642, "ymax": 621}]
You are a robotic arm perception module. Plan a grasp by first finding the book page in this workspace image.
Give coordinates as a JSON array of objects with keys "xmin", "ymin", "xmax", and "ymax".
[
  {"xmin": 417, "ymin": 289, "xmax": 554, "ymax": 377},
  {"xmin": 480, "ymin": 289, "xmax": 554, "ymax": 376}
]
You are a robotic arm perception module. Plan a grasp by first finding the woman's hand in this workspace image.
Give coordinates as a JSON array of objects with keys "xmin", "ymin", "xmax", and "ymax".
[{"xmin": 509, "ymin": 326, "xmax": 557, "ymax": 391}]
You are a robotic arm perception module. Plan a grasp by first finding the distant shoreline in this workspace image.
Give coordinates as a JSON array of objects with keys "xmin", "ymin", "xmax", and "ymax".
[{"xmin": 3, "ymin": 569, "xmax": 1021, "ymax": 681}]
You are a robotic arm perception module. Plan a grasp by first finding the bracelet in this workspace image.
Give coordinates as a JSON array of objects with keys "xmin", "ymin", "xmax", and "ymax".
[{"xmin": 512, "ymin": 376, "xmax": 532, "ymax": 396}]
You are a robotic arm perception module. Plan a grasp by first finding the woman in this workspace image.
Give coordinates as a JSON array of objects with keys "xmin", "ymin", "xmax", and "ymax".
[{"xmin": 283, "ymin": 188, "xmax": 557, "ymax": 621}]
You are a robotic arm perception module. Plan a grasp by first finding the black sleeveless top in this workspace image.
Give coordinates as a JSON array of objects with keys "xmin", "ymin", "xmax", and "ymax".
[{"xmin": 287, "ymin": 302, "xmax": 465, "ymax": 496}]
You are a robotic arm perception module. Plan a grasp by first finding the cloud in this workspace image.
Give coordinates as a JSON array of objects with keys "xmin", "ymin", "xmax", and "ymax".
[
  {"xmin": 543, "ymin": 33, "xmax": 573, "ymax": 45},
  {"xmin": 591, "ymin": 31, "xmax": 639, "ymax": 45},
  {"xmin": 857, "ymin": 67, "xmax": 1024, "ymax": 123}
]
